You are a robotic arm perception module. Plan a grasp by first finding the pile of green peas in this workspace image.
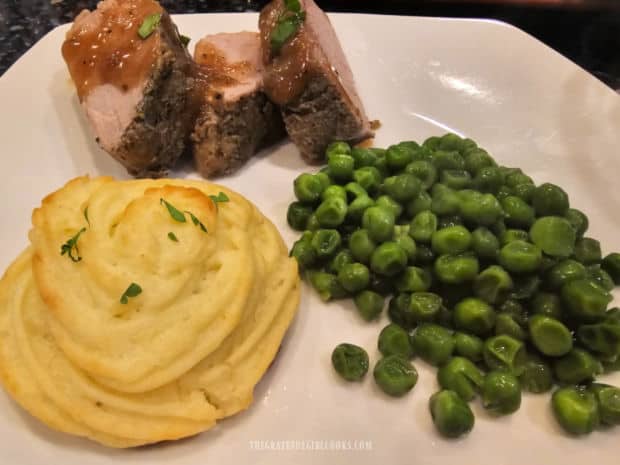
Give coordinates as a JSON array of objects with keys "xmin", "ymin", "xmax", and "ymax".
[{"xmin": 288, "ymin": 133, "xmax": 620, "ymax": 439}]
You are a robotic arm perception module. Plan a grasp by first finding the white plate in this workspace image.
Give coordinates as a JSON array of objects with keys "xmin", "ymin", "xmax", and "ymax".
[{"xmin": 1, "ymin": 12, "xmax": 619, "ymax": 465}]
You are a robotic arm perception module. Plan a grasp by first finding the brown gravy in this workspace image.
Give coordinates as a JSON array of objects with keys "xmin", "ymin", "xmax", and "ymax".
[
  {"xmin": 194, "ymin": 43, "xmax": 251, "ymax": 90},
  {"xmin": 259, "ymin": 1, "xmax": 310, "ymax": 105},
  {"xmin": 61, "ymin": 0, "xmax": 163, "ymax": 101}
]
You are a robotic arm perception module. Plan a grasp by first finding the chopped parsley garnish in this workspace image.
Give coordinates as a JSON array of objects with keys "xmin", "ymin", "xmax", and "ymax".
[
  {"xmin": 185, "ymin": 211, "xmax": 208, "ymax": 233},
  {"xmin": 168, "ymin": 232, "xmax": 179, "ymax": 242},
  {"xmin": 138, "ymin": 13, "xmax": 162, "ymax": 40},
  {"xmin": 180, "ymin": 34, "xmax": 191, "ymax": 47},
  {"xmin": 160, "ymin": 198, "xmax": 186, "ymax": 223},
  {"xmin": 60, "ymin": 227, "xmax": 86, "ymax": 262},
  {"xmin": 270, "ymin": 0, "xmax": 306, "ymax": 54},
  {"xmin": 209, "ymin": 191, "xmax": 230, "ymax": 205},
  {"xmin": 84, "ymin": 206, "xmax": 90, "ymax": 226},
  {"xmin": 120, "ymin": 282, "xmax": 142, "ymax": 304}
]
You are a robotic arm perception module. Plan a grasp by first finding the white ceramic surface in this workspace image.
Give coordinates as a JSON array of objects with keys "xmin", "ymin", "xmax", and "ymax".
[{"xmin": 0, "ymin": 12, "xmax": 619, "ymax": 465}]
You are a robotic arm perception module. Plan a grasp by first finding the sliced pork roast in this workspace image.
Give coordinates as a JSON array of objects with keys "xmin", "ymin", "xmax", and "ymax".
[
  {"xmin": 62, "ymin": 0, "xmax": 195, "ymax": 177},
  {"xmin": 259, "ymin": 0, "xmax": 373, "ymax": 163},
  {"xmin": 191, "ymin": 32, "xmax": 284, "ymax": 178}
]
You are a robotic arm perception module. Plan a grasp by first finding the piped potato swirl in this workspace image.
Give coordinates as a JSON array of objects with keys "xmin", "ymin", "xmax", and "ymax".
[{"xmin": 0, "ymin": 176, "xmax": 300, "ymax": 447}]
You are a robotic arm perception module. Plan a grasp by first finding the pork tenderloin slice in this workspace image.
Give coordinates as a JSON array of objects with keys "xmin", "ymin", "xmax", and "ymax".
[
  {"xmin": 191, "ymin": 32, "xmax": 284, "ymax": 178},
  {"xmin": 62, "ymin": 0, "xmax": 195, "ymax": 177},
  {"xmin": 259, "ymin": 0, "xmax": 373, "ymax": 163}
]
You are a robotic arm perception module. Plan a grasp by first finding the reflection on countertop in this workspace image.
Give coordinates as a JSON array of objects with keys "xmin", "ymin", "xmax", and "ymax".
[{"xmin": 0, "ymin": 0, "xmax": 618, "ymax": 91}]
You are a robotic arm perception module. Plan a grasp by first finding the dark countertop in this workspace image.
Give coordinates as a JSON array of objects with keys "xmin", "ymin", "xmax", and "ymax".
[{"xmin": 0, "ymin": 0, "xmax": 619, "ymax": 91}]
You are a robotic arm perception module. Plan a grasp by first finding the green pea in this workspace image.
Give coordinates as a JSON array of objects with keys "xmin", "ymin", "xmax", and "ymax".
[
  {"xmin": 453, "ymin": 297, "xmax": 496, "ymax": 336},
  {"xmin": 315, "ymin": 171, "xmax": 333, "ymax": 191},
  {"xmin": 464, "ymin": 148, "xmax": 495, "ymax": 175},
  {"xmin": 326, "ymin": 141, "xmax": 351, "ymax": 157},
  {"xmin": 406, "ymin": 191, "xmax": 432, "ymax": 217},
  {"xmin": 528, "ymin": 315, "xmax": 573, "ymax": 357},
  {"xmin": 410, "ymin": 210, "xmax": 438, "ymax": 243},
  {"xmin": 601, "ymin": 253, "xmax": 620, "ymax": 284},
  {"xmin": 546, "ymin": 259, "xmax": 587, "ymax": 290},
  {"xmin": 519, "ymin": 354, "xmax": 553, "ymax": 394},
  {"xmin": 375, "ymin": 195, "xmax": 403, "ymax": 219},
  {"xmin": 362, "ymin": 206, "xmax": 395, "ymax": 242},
  {"xmin": 483, "ymin": 335, "xmax": 527, "ymax": 375},
  {"xmin": 497, "ymin": 187, "xmax": 515, "ymax": 201},
  {"xmin": 308, "ymin": 270, "xmax": 347, "ymax": 301},
  {"xmin": 434, "ymin": 253, "xmax": 480, "ymax": 284},
  {"xmin": 410, "ymin": 323, "xmax": 455, "ymax": 366},
  {"xmin": 343, "ymin": 182, "xmax": 367, "ymax": 200},
  {"xmin": 286, "ymin": 202, "xmax": 313, "ymax": 231},
  {"xmin": 440, "ymin": 169, "xmax": 471, "ymax": 190},
  {"xmin": 532, "ymin": 183, "xmax": 569, "ymax": 216},
  {"xmin": 408, "ymin": 292, "xmax": 443, "ymax": 323},
  {"xmin": 293, "ymin": 173, "xmax": 324, "ymax": 203},
  {"xmin": 382, "ymin": 174, "xmax": 422, "ymax": 203},
  {"xmin": 353, "ymin": 166, "xmax": 383, "ymax": 193},
  {"xmin": 473, "ymin": 265, "xmax": 513, "ymax": 304},
  {"xmin": 512, "ymin": 182, "xmax": 536, "ymax": 203},
  {"xmin": 347, "ymin": 195, "xmax": 375, "ymax": 222},
  {"xmin": 378, "ymin": 324, "xmax": 414, "ymax": 358},
  {"xmin": 315, "ymin": 196, "xmax": 347, "ymax": 228},
  {"xmin": 326, "ymin": 249, "xmax": 354, "ymax": 274},
  {"xmin": 561, "ymin": 278, "xmax": 612, "ymax": 322},
  {"xmin": 491, "ymin": 219, "xmax": 507, "ymax": 238},
  {"xmin": 552, "ymin": 387, "xmax": 600, "ymax": 435},
  {"xmin": 349, "ymin": 229, "xmax": 376, "ymax": 264},
  {"xmin": 383, "ymin": 144, "xmax": 412, "ymax": 171},
  {"xmin": 354, "ymin": 290, "xmax": 384, "ymax": 321},
  {"xmin": 498, "ymin": 229, "xmax": 528, "ymax": 246},
  {"xmin": 350, "ymin": 147, "xmax": 377, "ymax": 168},
  {"xmin": 290, "ymin": 233, "xmax": 316, "ymax": 269},
  {"xmin": 373, "ymin": 355, "xmax": 418, "ymax": 397},
  {"xmin": 373, "ymin": 153, "xmax": 389, "ymax": 177},
  {"xmin": 429, "ymin": 390, "xmax": 475, "ymax": 438},
  {"xmin": 370, "ymin": 242, "xmax": 407, "ymax": 277},
  {"xmin": 394, "ymin": 234, "xmax": 417, "ymax": 263},
  {"xmin": 423, "ymin": 135, "xmax": 441, "ymax": 150},
  {"xmin": 531, "ymin": 292, "xmax": 563, "ymax": 319},
  {"xmin": 462, "ymin": 191, "xmax": 503, "ymax": 226},
  {"xmin": 573, "ymin": 237, "xmax": 602, "ymax": 265},
  {"xmin": 431, "ymin": 150, "xmax": 465, "ymax": 171},
  {"xmin": 438, "ymin": 133, "xmax": 465, "ymax": 152},
  {"xmin": 505, "ymin": 172, "xmax": 534, "ymax": 188},
  {"xmin": 508, "ymin": 274, "xmax": 541, "ymax": 300},
  {"xmin": 388, "ymin": 293, "xmax": 415, "ymax": 329},
  {"xmin": 396, "ymin": 267, "xmax": 431, "ymax": 293},
  {"xmin": 589, "ymin": 383, "xmax": 620, "ymax": 426},
  {"xmin": 481, "ymin": 371, "xmax": 521, "ymax": 415},
  {"xmin": 495, "ymin": 313, "xmax": 527, "ymax": 340},
  {"xmin": 471, "ymin": 227, "xmax": 500, "ymax": 260},
  {"xmin": 431, "ymin": 185, "xmax": 460, "ymax": 216},
  {"xmin": 498, "ymin": 240, "xmax": 542, "ymax": 273},
  {"xmin": 565, "ymin": 208, "xmax": 589, "ymax": 238},
  {"xmin": 405, "ymin": 160, "xmax": 437, "ymax": 190},
  {"xmin": 454, "ymin": 332, "xmax": 484, "ymax": 362},
  {"xmin": 554, "ymin": 348, "xmax": 603, "ymax": 384},
  {"xmin": 306, "ymin": 213, "xmax": 320, "ymax": 231},
  {"xmin": 501, "ymin": 196, "xmax": 535, "ymax": 228},
  {"xmin": 431, "ymin": 225, "xmax": 472, "ymax": 255},
  {"xmin": 528, "ymin": 216, "xmax": 576, "ymax": 258},
  {"xmin": 586, "ymin": 265, "xmax": 615, "ymax": 291},
  {"xmin": 321, "ymin": 185, "xmax": 347, "ymax": 203},
  {"xmin": 415, "ymin": 243, "xmax": 435, "ymax": 265},
  {"xmin": 437, "ymin": 357, "xmax": 485, "ymax": 401},
  {"xmin": 337, "ymin": 263, "xmax": 370, "ymax": 293},
  {"xmin": 473, "ymin": 166, "xmax": 503, "ymax": 194},
  {"xmin": 311, "ymin": 229, "xmax": 341, "ymax": 259},
  {"xmin": 577, "ymin": 321, "xmax": 620, "ymax": 357},
  {"xmin": 331, "ymin": 343, "xmax": 368, "ymax": 381}
]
